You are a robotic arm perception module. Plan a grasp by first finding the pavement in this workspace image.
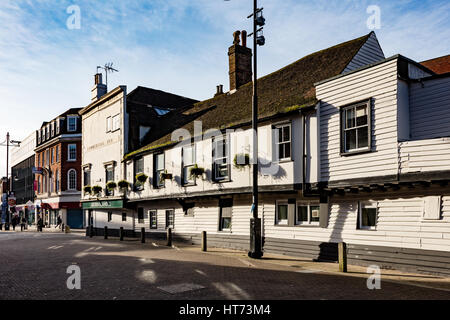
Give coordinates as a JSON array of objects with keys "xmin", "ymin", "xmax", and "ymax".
[{"xmin": 0, "ymin": 229, "xmax": 450, "ymax": 300}]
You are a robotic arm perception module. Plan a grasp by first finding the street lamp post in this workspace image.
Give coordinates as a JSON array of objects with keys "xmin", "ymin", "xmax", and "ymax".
[
  {"xmin": 247, "ymin": 0, "xmax": 265, "ymax": 259},
  {"xmin": 1, "ymin": 132, "xmax": 21, "ymax": 230}
]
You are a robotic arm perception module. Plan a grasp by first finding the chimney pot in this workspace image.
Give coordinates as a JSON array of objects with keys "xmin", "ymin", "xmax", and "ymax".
[
  {"xmin": 92, "ymin": 72, "xmax": 107, "ymax": 102},
  {"xmin": 241, "ymin": 30, "xmax": 247, "ymax": 47}
]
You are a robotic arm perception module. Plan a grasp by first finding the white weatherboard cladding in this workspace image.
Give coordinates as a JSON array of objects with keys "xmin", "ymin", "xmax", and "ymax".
[
  {"xmin": 317, "ymin": 58, "xmax": 399, "ymax": 182},
  {"xmin": 132, "ymin": 197, "xmax": 251, "ymax": 235},
  {"xmin": 410, "ymin": 76, "xmax": 450, "ymax": 140},
  {"xmin": 342, "ymin": 32, "xmax": 385, "ymax": 74},
  {"xmin": 399, "ymin": 138, "xmax": 450, "ymax": 174},
  {"xmin": 82, "ymin": 94, "xmax": 125, "ymax": 192},
  {"xmin": 92, "ymin": 209, "xmax": 134, "ymax": 230},
  {"xmin": 126, "ymin": 115, "xmax": 318, "ymax": 201},
  {"xmin": 262, "ymin": 193, "xmax": 450, "ymax": 252}
]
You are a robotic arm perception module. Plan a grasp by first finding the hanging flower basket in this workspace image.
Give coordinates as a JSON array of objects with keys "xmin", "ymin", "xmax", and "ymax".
[
  {"xmin": 135, "ymin": 173, "xmax": 148, "ymax": 184},
  {"xmin": 189, "ymin": 165, "xmax": 205, "ymax": 179},
  {"xmin": 118, "ymin": 180, "xmax": 130, "ymax": 190},
  {"xmin": 92, "ymin": 185, "xmax": 103, "ymax": 195},
  {"xmin": 83, "ymin": 185, "xmax": 92, "ymax": 195},
  {"xmin": 233, "ymin": 153, "xmax": 250, "ymax": 169},
  {"xmin": 106, "ymin": 181, "xmax": 117, "ymax": 190}
]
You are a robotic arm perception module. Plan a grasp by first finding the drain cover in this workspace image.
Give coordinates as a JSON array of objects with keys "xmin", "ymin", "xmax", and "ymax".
[{"xmin": 157, "ymin": 283, "xmax": 205, "ymax": 294}]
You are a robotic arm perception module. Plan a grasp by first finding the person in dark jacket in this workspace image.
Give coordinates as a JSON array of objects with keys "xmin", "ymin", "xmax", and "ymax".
[
  {"xmin": 20, "ymin": 216, "xmax": 26, "ymax": 231},
  {"xmin": 11, "ymin": 215, "xmax": 17, "ymax": 231},
  {"xmin": 37, "ymin": 215, "xmax": 44, "ymax": 232}
]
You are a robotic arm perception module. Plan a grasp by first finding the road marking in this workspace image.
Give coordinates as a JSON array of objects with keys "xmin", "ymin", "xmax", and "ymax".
[
  {"xmin": 47, "ymin": 245, "xmax": 64, "ymax": 250},
  {"xmin": 238, "ymin": 258, "xmax": 255, "ymax": 268},
  {"xmin": 212, "ymin": 282, "xmax": 251, "ymax": 300},
  {"xmin": 157, "ymin": 283, "xmax": 205, "ymax": 294},
  {"xmin": 139, "ymin": 258, "xmax": 155, "ymax": 264},
  {"xmin": 296, "ymin": 269, "xmax": 323, "ymax": 274},
  {"xmin": 93, "ymin": 246, "xmax": 102, "ymax": 251},
  {"xmin": 195, "ymin": 269, "xmax": 207, "ymax": 276},
  {"xmin": 137, "ymin": 270, "xmax": 157, "ymax": 284}
]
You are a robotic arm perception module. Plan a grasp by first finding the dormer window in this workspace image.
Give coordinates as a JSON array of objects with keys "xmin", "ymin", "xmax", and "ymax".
[
  {"xmin": 67, "ymin": 116, "xmax": 77, "ymax": 132},
  {"xmin": 51, "ymin": 122, "xmax": 55, "ymax": 136},
  {"xmin": 56, "ymin": 119, "xmax": 60, "ymax": 134}
]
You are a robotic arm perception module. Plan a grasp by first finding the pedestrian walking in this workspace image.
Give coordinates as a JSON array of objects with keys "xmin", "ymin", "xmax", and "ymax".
[
  {"xmin": 11, "ymin": 215, "xmax": 17, "ymax": 231},
  {"xmin": 55, "ymin": 215, "xmax": 62, "ymax": 229},
  {"xmin": 20, "ymin": 216, "xmax": 26, "ymax": 232},
  {"xmin": 37, "ymin": 215, "xmax": 44, "ymax": 232}
]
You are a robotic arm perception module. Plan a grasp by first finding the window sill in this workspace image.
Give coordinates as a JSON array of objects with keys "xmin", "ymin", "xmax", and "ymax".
[
  {"xmin": 212, "ymin": 178, "xmax": 232, "ymax": 184},
  {"xmin": 276, "ymin": 159, "xmax": 293, "ymax": 164},
  {"xmin": 340, "ymin": 149, "xmax": 373, "ymax": 157}
]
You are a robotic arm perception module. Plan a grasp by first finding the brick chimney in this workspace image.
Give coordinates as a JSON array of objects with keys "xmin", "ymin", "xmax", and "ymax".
[
  {"xmin": 228, "ymin": 30, "xmax": 252, "ymax": 91},
  {"xmin": 91, "ymin": 73, "xmax": 107, "ymax": 102}
]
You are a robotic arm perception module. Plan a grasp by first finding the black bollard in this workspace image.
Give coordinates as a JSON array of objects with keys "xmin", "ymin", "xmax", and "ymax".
[
  {"xmin": 89, "ymin": 225, "xmax": 93, "ymax": 238},
  {"xmin": 104, "ymin": 226, "xmax": 108, "ymax": 239},
  {"xmin": 119, "ymin": 227, "xmax": 124, "ymax": 241},
  {"xmin": 141, "ymin": 227, "xmax": 145, "ymax": 243},
  {"xmin": 167, "ymin": 228, "xmax": 172, "ymax": 247},
  {"xmin": 61, "ymin": 224, "xmax": 65, "ymax": 233},
  {"xmin": 201, "ymin": 231, "xmax": 207, "ymax": 252}
]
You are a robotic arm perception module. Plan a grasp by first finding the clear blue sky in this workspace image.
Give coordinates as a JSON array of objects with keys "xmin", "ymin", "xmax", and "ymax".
[{"xmin": 0, "ymin": 0, "xmax": 449, "ymax": 175}]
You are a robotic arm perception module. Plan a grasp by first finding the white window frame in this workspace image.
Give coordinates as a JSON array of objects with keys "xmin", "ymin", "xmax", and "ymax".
[
  {"xmin": 56, "ymin": 119, "xmax": 60, "ymax": 134},
  {"xmin": 182, "ymin": 144, "xmax": 196, "ymax": 185},
  {"xmin": 67, "ymin": 169, "xmax": 77, "ymax": 191},
  {"xmin": 149, "ymin": 210, "xmax": 157, "ymax": 229},
  {"xmin": 165, "ymin": 209, "xmax": 175, "ymax": 229},
  {"xmin": 106, "ymin": 116, "xmax": 112, "ymax": 133},
  {"xmin": 112, "ymin": 114, "xmax": 120, "ymax": 132},
  {"xmin": 342, "ymin": 101, "xmax": 370, "ymax": 153},
  {"xmin": 67, "ymin": 116, "xmax": 77, "ymax": 132},
  {"xmin": 296, "ymin": 202, "xmax": 320, "ymax": 226},
  {"xmin": 275, "ymin": 200, "xmax": 289, "ymax": 226},
  {"xmin": 274, "ymin": 123, "xmax": 292, "ymax": 162},
  {"xmin": 68, "ymin": 144, "xmax": 77, "ymax": 161},
  {"xmin": 359, "ymin": 201, "xmax": 378, "ymax": 230},
  {"xmin": 154, "ymin": 153, "xmax": 165, "ymax": 188},
  {"xmin": 212, "ymin": 135, "xmax": 230, "ymax": 181}
]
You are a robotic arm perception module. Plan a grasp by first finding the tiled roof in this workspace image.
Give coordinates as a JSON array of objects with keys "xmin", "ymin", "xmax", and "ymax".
[
  {"xmin": 421, "ymin": 55, "xmax": 450, "ymax": 75},
  {"xmin": 125, "ymin": 32, "xmax": 373, "ymax": 160}
]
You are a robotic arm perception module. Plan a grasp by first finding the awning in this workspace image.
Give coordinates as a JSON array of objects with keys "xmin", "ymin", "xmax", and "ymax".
[{"xmin": 82, "ymin": 200, "xmax": 124, "ymax": 210}]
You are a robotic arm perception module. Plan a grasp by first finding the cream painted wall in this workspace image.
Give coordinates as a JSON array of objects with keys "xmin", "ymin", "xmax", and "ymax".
[{"xmin": 81, "ymin": 92, "xmax": 126, "ymax": 195}]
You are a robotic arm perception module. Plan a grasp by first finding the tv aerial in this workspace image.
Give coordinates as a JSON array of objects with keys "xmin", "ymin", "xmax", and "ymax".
[{"xmin": 97, "ymin": 62, "xmax": 119, "ymax": 87}]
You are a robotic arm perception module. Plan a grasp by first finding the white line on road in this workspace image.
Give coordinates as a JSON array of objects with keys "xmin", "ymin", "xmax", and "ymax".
[{"xmin": 238, "ymin": 258, "xmax": 255, "ymax": 268}]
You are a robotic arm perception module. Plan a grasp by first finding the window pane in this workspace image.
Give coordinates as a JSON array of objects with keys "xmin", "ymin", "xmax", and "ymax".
[
  {"xmin": 358, "ymin": 127, "xmax": 369, "ymax": 149},
  {"xmin": 346, "ymin": 108, "xmax": 355, "ymax": 129},
  {"xmin": 297, "ymin": 206, "xmax": 308, "ymax": 222},
  {"xmin": 345, "ymin": 130, "xmax": 357, "ymax": 151},
  {"xmin": 283, "ymin": 126, "xmax": 290, "ymax": 142},
  {"xmin": 284, "ymin": 142, "xmax": 291, "ymax": 159},
  {"xmin": 362, "ymin": 208, "xmax": 377, "ymax": 227},
  {"xmin": 356, "ymin": 106, "xmax": 368, "ymax": 126},
  {"xmin": 310, "ymin": 206, "xmax": 320, "ymax": 222},
  {"xmin": 278, "ymin": 143, "xmax": 285, "ymax": 160},
  {"xmin": 183, "ymin": 146, "xmax": 194, "ymax": 165},
  {"xmin": 156, "ymin": 154, "xmax": 164, "ymax": 170},
  {"xmin": 278, "ymin": 127, "xmax": 283, "ymax": 143},
  {"xmin": 221, "ymin": 217, "xmax": 231, "ymax": 230},
  {"xmin": 277, "ymin": 204, "xmax": 288, "ymax": 221},
  {"xmin": 216, "ymin": 163, "xmax": 228, "ymax": 178}
]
